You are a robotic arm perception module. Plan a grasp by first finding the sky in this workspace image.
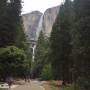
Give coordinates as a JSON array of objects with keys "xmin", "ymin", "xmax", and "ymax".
[{"xmin": 22, "ymin": 0, "xmax": 64, "ymax": 14}]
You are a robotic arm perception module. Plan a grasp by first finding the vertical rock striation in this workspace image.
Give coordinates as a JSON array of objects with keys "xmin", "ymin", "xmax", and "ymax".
[
  {"xmin": 22, "ymin": 5, "xmax": 60, "ymax": 40},
  {"xmin": 22, "ymin": 11, "xmax": 42, "ymax": 41},
  {"xmin": 42, "ymin": 6, "xmax": 60, "ymax": 37}
]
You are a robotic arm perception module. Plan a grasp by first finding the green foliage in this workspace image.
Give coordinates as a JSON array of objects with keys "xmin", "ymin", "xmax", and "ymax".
[
  {"xmin": 71, "ymin": 0, "xmax": 90, "ymax": 89},
  {"xmin": 0, "ymin": 0, "xmax": 23, "ymax": 47},
  {"xmin": 75, "ymin": 77, "xmax": 90, "ymax": 90},
  {"xmin": 61, "ymin": 85, "xmax": 75, "ymax": 90},
  {"xmin": 0, "ymin": 46, "xmax": 27, "ymax": 79},
  {"xmin": 50, "ymin": 0, "xmax": 90, "ymax": 88},
  {"xmin": 50, "ymin": 85, "xmax": 59, "ymax": 90},
  {"xmin": 33, "ymin": 31, "xmax": 50, "ymax": 78},
  {"xmin": 40, "ymin": 64, "xmax": 53, "ymax": 80},
  {"xmin": 0, "ymin": 0, "xmax": 30, "ymax": 80},
  {"xmin": 50, "ymin": 0, "xmax": 72, "ymax": 82},
  {"xmin": 0, "ymin": 46, "xmax": 25, "ymax": 55}
]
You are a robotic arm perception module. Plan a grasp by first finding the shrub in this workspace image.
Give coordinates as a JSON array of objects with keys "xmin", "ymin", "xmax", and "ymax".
[
  {"xmin": 75, "ymin": 77, "xmax": 90, "ymax": 90},
  {"xmin": 40, "ymin": 64, "xmax": 53, "ymax": 80},
  {"xmin": 0, "ymin": 46, "xmax": 27, "ymax": 79}
]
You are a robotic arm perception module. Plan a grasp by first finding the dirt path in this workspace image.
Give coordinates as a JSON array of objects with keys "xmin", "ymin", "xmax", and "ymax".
[{"xmin": 12, "ymin": 80, "xmax": 45, "ymax": 90}]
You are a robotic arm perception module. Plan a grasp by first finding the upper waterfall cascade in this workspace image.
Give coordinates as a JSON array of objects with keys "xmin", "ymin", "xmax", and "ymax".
[
  {"xmin": 36, "ymin": 15, "xmax": 43, "ymax": 40},
  {"xmin": 32, "ymin": 15, "xmax": 43, "ymax": 62}
]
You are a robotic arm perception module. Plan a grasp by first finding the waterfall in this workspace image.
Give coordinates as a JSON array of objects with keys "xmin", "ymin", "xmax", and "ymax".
[
  {"xmin": 36, "ymin": 15, "xmax": 43, "ymax": 40},
  {"xmin": 32, "ymin": 45, "xmax": 36, "ymax": 62},
  {"xmin": 7, "ymin": 0, "xmax": 10, "ymax": 3},
  {"xmin": 31, "ymin": 15, "xmax": 43, "ymax": 63}
]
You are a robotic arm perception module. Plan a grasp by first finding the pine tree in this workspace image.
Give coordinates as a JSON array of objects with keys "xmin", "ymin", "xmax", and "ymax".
[
  {"xmin": 0, "ymin": 0, "xmax": 24, "ymax": 47},
  {"xmin": 0, "ymin": 0, "xmax": 28, "ymax": 79},
  {"xmin": 0, "ymin": 0, "xmax": 10, "ymax": 47},
  {"xmin": 34, "ymin": 31, "xmax": 49, "ymax": 78},
  {"xmin": 72, "ymin": 0, "xmax": 90, "ymax": 89},
  {"xmin": 50, "ymin": 0, "xmax": 72, "ymax": 84},
  {"xmin": 7, "ymin": 0, "xmax": 23, "ymax": 46}
]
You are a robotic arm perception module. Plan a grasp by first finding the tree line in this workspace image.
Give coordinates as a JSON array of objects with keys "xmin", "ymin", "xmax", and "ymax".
[
  {"xmin": 50, "ymin": 0, "xmax": 90, "ymax": 89},
  {"xmin": 0, "ymin": 0, "xmax": 30, "ymax": 80},
  {"xmin": 34, "ymin": 0, "xmax": 90, "ymax": 90}
]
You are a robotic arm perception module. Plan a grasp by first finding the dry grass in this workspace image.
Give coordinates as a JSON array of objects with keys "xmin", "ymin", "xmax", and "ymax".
[
  {"xmin": 43, "ymin": 84, "xmax": 51, "ymax": 90},
  {"xmin": 42, "ymin": 80, "xmax": 62, "ymax": 90},
  {"xmin": 50, "ymin": 80, "xmax": 63, "ymax": 86}
]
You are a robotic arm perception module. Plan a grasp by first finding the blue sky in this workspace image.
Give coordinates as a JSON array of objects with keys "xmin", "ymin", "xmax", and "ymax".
[{"xmin": 22, "ymin": 0, "xmax": 64, "ymax": 14}]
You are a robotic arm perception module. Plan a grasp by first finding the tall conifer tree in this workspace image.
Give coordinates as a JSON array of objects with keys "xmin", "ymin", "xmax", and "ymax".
[
  {"xmin": 72, "ymin": 0, "xmax": 90, "ymax": 89},
  {"xmin": 0, "ymin": 0, "xmax": 24, "ymax": 47},
  {"xmin": 50, "ymin": 0, "xmax": 72, "ymax": 84}
]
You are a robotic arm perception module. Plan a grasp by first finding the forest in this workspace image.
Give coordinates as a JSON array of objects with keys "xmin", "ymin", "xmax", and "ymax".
[{"xmin": 0, "ymin": 0, "xmax": 90, "ymax": 90}]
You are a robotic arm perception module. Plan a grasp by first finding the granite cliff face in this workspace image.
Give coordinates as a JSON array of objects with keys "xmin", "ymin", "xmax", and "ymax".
[
  {"xmin": 22, "ymin": 11, "xmax": 42, "ymax": 41},
  {"xmin": 22, "ymin": 6, "xmax": 60, "ymax": 41},
  {"xmin": 43, "ymin": 6, "xmax": 60, "ymax": 37}
]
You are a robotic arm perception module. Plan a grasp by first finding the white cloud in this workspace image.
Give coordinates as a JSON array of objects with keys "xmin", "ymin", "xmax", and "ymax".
[{"xmin": 22, "ymin": 0, "xmax": 63, "ymax": 14}]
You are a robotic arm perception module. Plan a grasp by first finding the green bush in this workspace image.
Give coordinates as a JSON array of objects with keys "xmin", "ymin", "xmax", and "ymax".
[
  {"xmin": 61, "ymin": 85, "xmax": 75, "ymax": 90},
  {"xmin": 0, "ymin": 46, "xmax": 27, "ymax": 79},
  {"xmin": 75, "ymin": 77, "xmax": 90, "ymax": 90},
  {"xmin": 40, "ymin": 64, "xmax": 53, "ymax": 80}
]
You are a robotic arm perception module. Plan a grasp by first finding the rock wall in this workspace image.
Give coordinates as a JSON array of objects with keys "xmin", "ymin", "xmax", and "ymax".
[
  {"xmin": 42, "ymin": 6, "xmax": 60, "ymax": 37},
  {"xmin": 22, "ymin": 6, "xmax": 60, "ymax": 41},
  {"xmin": 22, "ymin": 11, "xmax": 42, "ymax": 41}
]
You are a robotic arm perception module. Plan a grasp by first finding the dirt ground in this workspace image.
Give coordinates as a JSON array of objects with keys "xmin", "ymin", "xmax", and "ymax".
[
  {"xmin": 42, "ymin": 80, "xmax": 62, "ymax": 90},
  {"xmin": 43, "ymin": 84, "xmax": 51, "ymax": 90}
]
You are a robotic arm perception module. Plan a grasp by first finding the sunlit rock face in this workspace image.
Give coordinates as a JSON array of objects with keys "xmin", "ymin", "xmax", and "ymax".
[
  {"xmin": 42, "ymin": 6, "xmax": 60, "ymax": 37},
  {"xmin": 22, "ymin": 11, "xmax": 42, "ymax": 41},
  {"xmin": 22, "ymin": 6, "xmax": 60, "ymax": 41}
]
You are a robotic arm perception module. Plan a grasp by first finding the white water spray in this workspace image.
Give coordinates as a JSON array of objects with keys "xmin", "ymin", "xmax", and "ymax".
[
  {"xmin": 31, "ymin": 15, "xmax": 43, "ymax": 62},
  {"xmin": 32, "ymin": 44, "xmax": 36, "ymax": 62},
  {"xmin": 36, "ymin": 15, "xmax": 43, "ymax": 40}
]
